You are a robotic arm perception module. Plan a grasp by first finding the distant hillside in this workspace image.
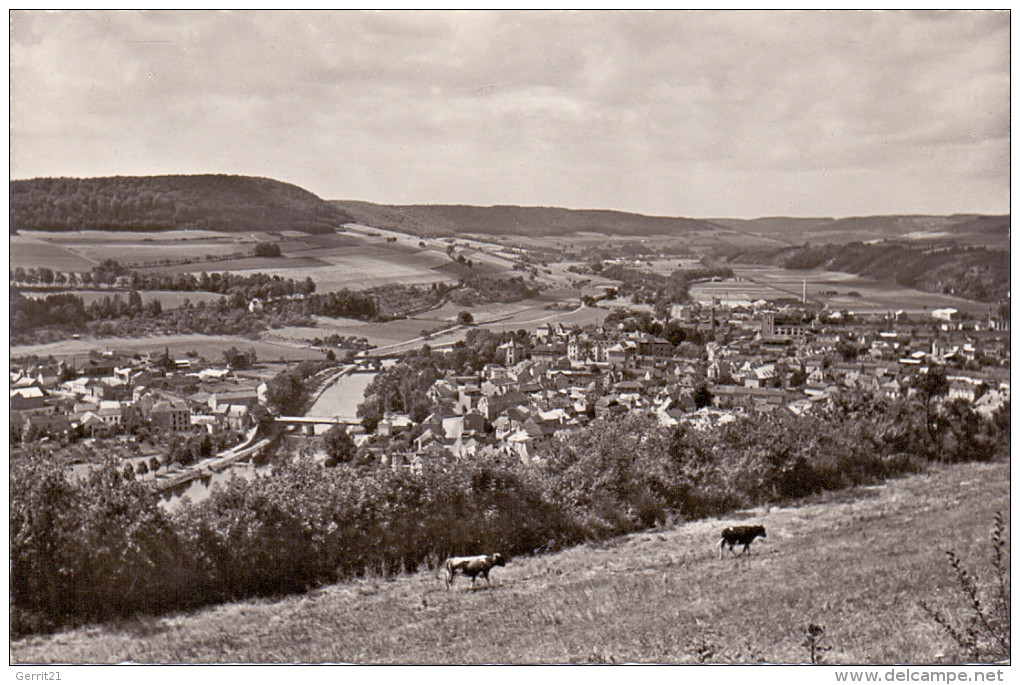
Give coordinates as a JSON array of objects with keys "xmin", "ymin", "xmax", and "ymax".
[
  {"xmin": 710, "ymin": 214, "xmax": 1010, "ymax": 249},
  {"xmin": 10, "ymin": 175, "xmax": 353, "ymax": 234},
  {"xmin": 728, "ymin": 241, "xmax": 1011, "ymax": 303},
  {"xmin": 332, "ymin": 200, "xmax": 729, "ymax": 238}
]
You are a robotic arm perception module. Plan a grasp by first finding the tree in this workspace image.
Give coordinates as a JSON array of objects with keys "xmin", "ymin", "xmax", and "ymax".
[
  {"xmin": 253, "ymin": 242, "xmax": 282, "ymax": 258},
  {"xmin": 914, "ymin": 364, "xmax": 950, "ymax": 451},
  {"xmin": 223, "ymin": 346, "xmax": 257, "ymax": 370},
  {"xmin": 693, "ymin": 385, "xmax": 713, "ymax": 409},
  {"xmin": 322, "ymin": 425, "xmax": 356, "ymax": 467},
  {"xmin": 457, "ymin": 311, "xmax": 474, "ymax": 325},
  {"xmin": 265, "ymin": 370, "xmax": 308, "ymax": 415},
  {"xmin": 251, "ymin": 403, "xmax": 275, "ymax": 428}
]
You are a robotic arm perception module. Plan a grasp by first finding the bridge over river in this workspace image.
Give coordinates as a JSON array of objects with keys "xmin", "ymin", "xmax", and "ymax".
[{"xmin": 275, "ymin": 415, "xmax": 361, "ymax": 433}]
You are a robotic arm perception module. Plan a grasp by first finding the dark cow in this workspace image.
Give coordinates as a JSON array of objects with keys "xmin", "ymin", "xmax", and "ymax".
[
  {"xmin": 443, "ymin": 553, "xmax": 507, "ymax": 589},
  {"xmin": 718, "ymin": 525, "xmax": 766, "ymax": 559}
]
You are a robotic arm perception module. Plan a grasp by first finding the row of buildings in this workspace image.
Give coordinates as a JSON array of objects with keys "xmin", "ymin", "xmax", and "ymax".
[
  {"xmin": 10, "ymin": 350, "xmax": 265, "ymax": 442},
  {"xmin": 363, "ymin": 307, "xmax": 1011, "ymax": 467}
]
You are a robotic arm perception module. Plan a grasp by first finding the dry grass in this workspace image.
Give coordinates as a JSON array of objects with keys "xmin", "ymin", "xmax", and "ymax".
[{"xmin": 10, "ymin": 461, "xmax": 1008, "ymax": 665}]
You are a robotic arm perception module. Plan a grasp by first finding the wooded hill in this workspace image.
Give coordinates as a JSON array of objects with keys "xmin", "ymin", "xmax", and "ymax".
[
  {"xmin": 335, "ymin": 201, "xmax": 1010, "ymax": 250},
  {"xmin": 710, "ymin": 214, "xmax": 1010, "ymax": 249},
  {"xmin": 726, "ymin": 241, "xmax": 1011, "ymax": 304},
  {"xmin": 10, "ymin": 175, "xmax": 352, "ymax": 234},
  {"xmin": 332, "ymin": 200, "xmax": 729, "ymax": 238}
]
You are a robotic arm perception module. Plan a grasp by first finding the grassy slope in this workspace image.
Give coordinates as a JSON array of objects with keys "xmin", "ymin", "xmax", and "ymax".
[{"xmin": 11, "ymin": 460, "xmax": 1009, "ymax": 665}]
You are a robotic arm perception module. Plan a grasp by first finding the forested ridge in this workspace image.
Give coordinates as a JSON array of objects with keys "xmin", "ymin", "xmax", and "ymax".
[
  {"xmin": 10, "ymin": 175, "xmax": 352, "ymax": 234},
  {"xmin": 726, "ymin": 241, "xmax": 1010, "ymax": 304},
  {"xmin": 333, "ymin": 200, "xmax": 726, "ymax": 238}
]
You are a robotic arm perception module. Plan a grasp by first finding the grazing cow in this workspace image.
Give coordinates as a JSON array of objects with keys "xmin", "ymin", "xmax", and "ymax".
[
  {"xmin": 443, "ymin": 553, "xmax": 507, "ymax": 590},
  {"xmin": 718, "ymin": 525, "xmax": 766, "ymax": 559}
]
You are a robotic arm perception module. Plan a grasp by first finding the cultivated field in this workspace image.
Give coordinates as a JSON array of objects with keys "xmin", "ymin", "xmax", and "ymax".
[
  {"xmin": 16, "ymin": 230, "xmax": 258, "ymax": 268},
  {"xmin": 9, "ymin": 333, "xmax": 327, "ymax": 364},
  {"xmin": 10, "ymin": 235, "xmax": 98, "ymax": 271},
  {"xmin": 10, "ymin": 460, "xmax": 1008, "ymax": 664},
  {"xmin": 20, "ymin": 289, "xmax": 226, "ymax": 308},
  {"xmin": 266, "ymin": 298, "xmax": 608, "ymax": 355},
  {"xmin": 690, "ymin": 265, "xmax": 994, "ymax": 316}
]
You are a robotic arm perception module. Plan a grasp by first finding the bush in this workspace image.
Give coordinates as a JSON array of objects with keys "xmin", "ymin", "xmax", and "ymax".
[
  {"xmin": 11, "ymin": 451, "xmax": 198, "ymax": 635},
  {"xmin": 920, "ymin": 513, "xmax": 1010, "ymax": 662}
]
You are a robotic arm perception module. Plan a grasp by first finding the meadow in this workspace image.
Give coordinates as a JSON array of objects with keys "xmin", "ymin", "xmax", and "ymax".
[{"xmin": 10, "ymin": 460, "xmax": 1007, "ymax": 664}]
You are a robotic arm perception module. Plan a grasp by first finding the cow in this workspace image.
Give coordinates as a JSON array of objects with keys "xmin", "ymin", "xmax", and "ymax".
[
  {"xmin": 443, "ymin": 553, "xmax": 507, "ymax": 590},
  {"xmin": 718, "ymin": 525, "xmax": 766, "ymax": 559}
]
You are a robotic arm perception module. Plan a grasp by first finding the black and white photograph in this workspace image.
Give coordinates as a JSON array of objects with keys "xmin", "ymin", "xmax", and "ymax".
[{"xmin": 8, "ymin": 9, "xmax": 1011, "ymax": 673}]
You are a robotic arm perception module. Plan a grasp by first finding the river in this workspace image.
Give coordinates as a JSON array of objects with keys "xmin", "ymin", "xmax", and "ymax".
[
  {"xmin": 304, "ymin": 370, "xmax": 377, "ymax": 435},
  {"xmin": 67, "ymin": 369, "xmax": 380, "ymax": 510}
]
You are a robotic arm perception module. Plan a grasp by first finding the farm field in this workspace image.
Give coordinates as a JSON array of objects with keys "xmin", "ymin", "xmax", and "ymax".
[
  {"xmin": 10, "ymin": 460, "xmax": 1008, "ymax": 664},
  {"xmin": 268, "ymin": 317, "xmax": 442, "ymax": 349},
  {"xmin": 20, "ymin": 289, "xmax": 226, "ymax": 308},
  {"xmin": 36, "ymin": 229, "xmax": 233, "ymax": 243},
  {"xmin": 691, "ymin": 264, "xmax": 994, "ymax": 316},
  {"xmin": 16, "ymin": 230, "xmax": 258, "ymax": 268},
  {"xmin": 10, "ymin": 235, "xmax": 98, "ymax": 271},
  {"xmin": 9, "ymin": 333, "xmax": 327, "ymax": 364},
  {"xmin": 266, "ymin": 298, "xmax": 606, "ymax": 356}
]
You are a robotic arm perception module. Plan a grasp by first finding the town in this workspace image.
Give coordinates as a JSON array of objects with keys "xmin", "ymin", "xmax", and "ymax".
[{"xmin": 11, "ymin": 293, "xmax": 1010, "ymax": 491}]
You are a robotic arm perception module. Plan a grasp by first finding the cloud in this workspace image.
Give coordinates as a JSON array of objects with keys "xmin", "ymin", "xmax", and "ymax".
[{"xmin": 9, "ymin": 10, "xmax": 1010, "ymax": 218}]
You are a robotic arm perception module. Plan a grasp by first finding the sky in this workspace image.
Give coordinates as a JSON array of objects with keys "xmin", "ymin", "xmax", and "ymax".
[{"xmin": 9, "ymin": 10, "xmax": 1011, "ymax": 219}]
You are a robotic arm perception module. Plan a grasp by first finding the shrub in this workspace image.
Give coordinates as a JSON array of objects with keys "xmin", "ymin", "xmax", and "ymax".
[
  {"xmin": 11, "ymin": 451, "xmax": 197, "ymax": 635},
  {"xmin": 920, "ymin": 512, "xmax": 1010, "ymax": 662}
]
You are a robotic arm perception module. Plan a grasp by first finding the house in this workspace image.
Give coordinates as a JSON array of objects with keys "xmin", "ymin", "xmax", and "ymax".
[
  {"xmin": 10, "ymin": 387, "xmax": 50, "ymax": 417},
  {"xmin": 594, "ymin": 394, "xmax": 626, "ymax": 420},
  {"xmin": 530, "ymin": 344, "xmax": 563, "ymax": 364},
  {"xmin": 709, "ymin": 384, "xmax": 789, "ymax": 411},
  {"xmin": 497, "ymin": 340, "xmax": 525, "ymax": 366},
  {"xmin": 209, "ymin": 388, "xmax": 260, "ymax": 412},
  {"xmin": 377, "ymin": 413, "xmax": 414, "ymax": 438},
  {"xmin": 97, "ymin": 400, "xmax": 125, "ymax": 426},
  {"xmin": 948, "ymin": 378, "xmax": 979, "ymax": 403},
  {"xmin": 76, "ymin": 411, "xmax": 106, "ymax": 435},
  {"xmin": 634, "ymin": 333, "xmax": 674, "ymax": 358},
  {"xmin": 149, "ymin": 398, "xmax": 191, "ymax": 431},
  {"xmin": 23, "ymin": 413, "xmax": 71, "ymax": 439}
]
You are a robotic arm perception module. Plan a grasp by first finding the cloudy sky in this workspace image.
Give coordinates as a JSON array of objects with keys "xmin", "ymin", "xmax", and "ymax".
[{"xmin": 10, "ymin": 10, "xmax": 1010, "ymax": 219}]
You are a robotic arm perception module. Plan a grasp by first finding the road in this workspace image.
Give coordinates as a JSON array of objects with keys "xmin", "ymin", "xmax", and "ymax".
[
  {"xmin": 365, "ymin": 302, "xmax": 595, "ymax": 357},
  {"xmin": 152, "ymin": 428, "xmax": 270, "ymax": 493}
]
